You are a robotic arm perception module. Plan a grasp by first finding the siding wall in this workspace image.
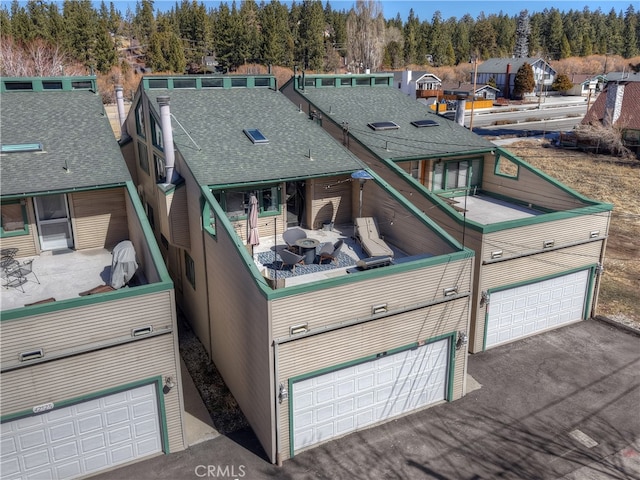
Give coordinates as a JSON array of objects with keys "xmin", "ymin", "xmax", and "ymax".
[
  {"xmin": 168, "ymin": 186, "xmax": 191, "ymax": 249},
  {"xmin": 271, "ymin": 257, "xmax": 473, "ymax": 339},
  {"xmin": 276, "ymin": 297, "xmax": 469, "ymax": 460},
  {"xmin": 0, "ymin": 333, "xmax": 185, "ymax": 453},
  {"xmin": 204, "ymin": 225, "xmax": 274, "ymax": 461},
  {"xmin": 70, "ymin": 188, "xmax": 129, "ymax": 250},
  {"xmin": 0, "ymin": 198, "xmax": 39, "ymax": 258},
  {"xmin": 309, "ymin": 176, "xmax": 353, "ymax": 229},
  {"xmin": 482, "ymin": 155, "xmax": 588, "ymax": 211}
]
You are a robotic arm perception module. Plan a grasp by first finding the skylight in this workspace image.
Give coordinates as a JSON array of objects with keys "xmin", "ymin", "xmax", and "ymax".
[
  {"xmin": 243, "ymin": 129, "xmax": 269, "ymax": 144},
  {"xmin": 411, "ymin": 119, "xmax": 439, "ymax": 128},
  {"xmin": 368, "ymin": 121, "xmax": 399, "ymax": 131},
  {"xmin": 1, "ymin": 143, "xmax": 43, "ymax": 153}
]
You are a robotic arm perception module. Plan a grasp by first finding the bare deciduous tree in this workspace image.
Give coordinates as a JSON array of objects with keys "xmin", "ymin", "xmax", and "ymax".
[
  {"xmin": 346, "ymin": 0, "xmax": 385, "ymax": 72},
  {"xmin": 1, "ymin": 37, "xmax": 84, "ymax": 77}
]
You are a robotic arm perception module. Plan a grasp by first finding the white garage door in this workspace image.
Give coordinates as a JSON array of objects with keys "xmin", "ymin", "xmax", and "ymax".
[
  {"xmin": 1, "ymin": 383, "xmax": 162, "ymax": 480},
  {"xmin": 486, "ymin": 269, "xmax": 590, "ymax": 349},
  {"xmin": 292, "ymin": 338, "xmax": 450, "ymax": 452}
]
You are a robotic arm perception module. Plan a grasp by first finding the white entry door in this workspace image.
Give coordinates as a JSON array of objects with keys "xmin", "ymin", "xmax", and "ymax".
[
  {"xmin": 0, "ymin": 384, "xmax": 162, "ymax": 480},
  {"xmin": 485, "ymin": 269, "xmax": 590, "ymax": 349},
  {"xmin": 291, "ymin": 338, "xmax": 450, "ymax": 453},
  {"xmin": 34, "ymin": 194, "xmax": 74, "ymax": 250}
]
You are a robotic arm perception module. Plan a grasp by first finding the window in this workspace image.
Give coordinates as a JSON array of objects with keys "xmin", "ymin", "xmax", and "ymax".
[
  {"xmin": 71, "ymin": 80, "xmax": 92, "ymax": 89},
  {"xmin": 1, "ymin": 200, "xmax": 28, "ymax": 236},
  {"xmin": 174, "ymin": 78, "xmax": 196, "ymax": 89},
  {"xmin": 43, "ymin": 81, "xmax": 63, "ymax": 90},
  {"xmin": 243, "ymin": 128, "xmax": 268, "ymax": 144},
  {"xmin": 148, "ymin": 78, "xmax": 169, "ymax": 89},
  {"xmin": 1, "ymin": 143, "xmax": 42, "ymax": 153},
  {"xmin": 409, "ymin": 161, "xmax": 420, "ymax": 179},
  {"xmin": 202, "ymin": 77, "xmax": 224, "ymax": 88},
  {"xmin": 135, "ymin": 102, "xmax": 146, "ymax": 138},
  {"xmin": 184, "ymin": 251, "xmax": 195, "ymax": 289},
  {"xmin": 368, "ymin": 121, "xmax": 399, "ymax": 131},
  {"xmin": 355, "ymin": 77, "xmax": 370, "ymax": 86},
  {"xmin": 374, "ymin": 77, "xmax": 388, "ymax": 85},
  {"xmin": 214, "ymin": 186, "xmax": 280, "ymax": 220},
  {"xmin": 321, "ymin": 78, "xmax": 335, "ymax": 87},
  {"xmin": 151, "ymin": 116, "xmax": 163, "ymax": 149},
  {"xmin": 494, "ymin": 155, "xmax": 519, "ymax": 179},
  {"xmin": 137, "ymin": 142, "xmax": 149, "ymax": 175},
  {"xmin": 4, "ymin": 81, "xmax": 32, "ymax": 91},
  {"xmin": 411, "ymin": 119, "xmax": 439, "ymax": 128},
  {"xmin": 146, "ymin": 203, "xmax": 155, "ymax": 230},
  {"xmin": 340, "ymin": 78, "xmax": 352, "ymax": 86},
  {"xmin": 432, "ymin": 159, "xmax": 481, "ymax": 192},
  {"xmin": 153, "ymin": 154, "xmax": 165, "ymax": 183},
  {"xmin": 254, "ymin": 77, "xmax": 271, "ymax": 87},
  {"xmin": 231, "ymin": 77, "xmax": 247, "ymax": 87}
]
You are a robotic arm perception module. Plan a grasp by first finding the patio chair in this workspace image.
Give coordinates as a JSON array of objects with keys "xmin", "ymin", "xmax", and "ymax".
[
  {"xmin": 318, "ymin": 239, "xmax": 344, "ymax": 264},
  {"xmin": 354, "ymin": 217, "xmax": 394, "ymax": 258},
  {"xmin": 279, "ymin": 248, "xmax": 305, "ymax": 272},
  {"xmin": 9, "ymin": 259, "xmax": 40, "ymax": 285},
  {"xmin": 282, "ymin": 227, "xmax": 307, "ymax": 253}
]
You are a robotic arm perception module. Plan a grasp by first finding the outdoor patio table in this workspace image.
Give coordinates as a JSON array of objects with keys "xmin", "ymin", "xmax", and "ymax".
[{"xmin": 295, "ymin": 238, "xmax": 320, "ymax": 265}]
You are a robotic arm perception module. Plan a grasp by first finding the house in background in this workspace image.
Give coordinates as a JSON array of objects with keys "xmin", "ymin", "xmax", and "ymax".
[
  {"xmin": 475, "ymin": 57, "xmax": 557, "ymax": 99},
  {"xmin": 441, "ymin": 81, "xmax": 501, "ymax": 101},
  {"xmin": 119, "ymin": 74, "xmax": 475, "ymax": 463},
  {"xmin": 282, "ymin": 72, "xmax": 612, "ymax": 354},
  {"xmin": 389, "ymin": 70, "xmax": 443, "ymax": 102},
  {"xmin": 0, "ymin": 77, "xmax": 185, "ymax": 478},
  {"xmin": 582, "ymin": 71, "xmax": 640, "ymax": 155}
]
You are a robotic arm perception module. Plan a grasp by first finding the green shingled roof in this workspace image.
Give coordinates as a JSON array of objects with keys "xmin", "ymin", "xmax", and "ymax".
[
  {"xmin": 296, "ymin": 81, "xmax": 494, "ymax": 161},
  {"xmin": 1, "ymin": 90, "xmax": 130, "ymax": 197},
  {"xmin": 143, "ymin": 87, "xmax": 365, "ymax": 187}
]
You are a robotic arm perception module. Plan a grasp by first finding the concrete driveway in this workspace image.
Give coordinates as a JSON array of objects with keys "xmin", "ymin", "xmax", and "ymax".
[{"xmin": 94, "ymin": 318, "xmax": 640, "ymax": 480}]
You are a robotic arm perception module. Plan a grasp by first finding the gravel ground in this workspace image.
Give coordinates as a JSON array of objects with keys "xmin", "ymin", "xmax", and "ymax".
[{"xmin": 177, "ymin": 311, "xmax": 248, "ymax": 435}]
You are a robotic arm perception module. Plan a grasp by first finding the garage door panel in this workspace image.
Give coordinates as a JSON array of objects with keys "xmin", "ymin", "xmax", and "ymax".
[
  {"xmin": 486, "ymin": 270, "xmax": 589, "ymax": 349},
  {"xmin": 1, "ymin": 384, "xmax": 162, "ymax": 480},
  {"xmin": 292, "ymin": 339, "xmax": 450, "ymax": 452}
]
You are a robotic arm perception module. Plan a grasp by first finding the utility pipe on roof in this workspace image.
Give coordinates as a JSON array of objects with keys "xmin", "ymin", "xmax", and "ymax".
[
  {"xmin": 157, "ymin": 96, "xmax": 176, "ymax": 184},
  {"xmin": 455, "ymin": 94, "xmax": 467, "ymax": 127},
  {"xmin": 115, "ymin": 85, "xmax": 128, "ymax": 139}
]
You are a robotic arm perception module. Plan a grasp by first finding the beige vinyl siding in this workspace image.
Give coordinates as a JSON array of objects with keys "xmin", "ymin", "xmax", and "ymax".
[
  {"xmin": 204, "ymin": 226, "xmax": 274, "ymax": 461},
  {"xmin": 271, "ymin": 257, "xmax": 473, "ymax": 338},
  {"xmin": 120, "ymin": 140, "xmax": 139, "ymax": 185},
  {"xmin": 276, "ymin": 297, "xmax": 469, "ymax": 461},
  {"xmin": 156, "ymin": 185, "xmax": 191, "ymax": 250},
  {"xmin": 481, "ymin": 213, "xmax": 610, "ymax": 262},
  {"xmin": 176, "ymin": 158, "xmax": 211, "ymax": 353},
  {"xmin": 470, "ymin": 241, "xmax": 602, "ymax": 352},
  {"xmin": 0, "ymin": 334, "xmax": 185, "ymax": 454},
  {"xmin": 0, "ymin": 198, "xmax": 39, "ymax": 258},
  {"xmin": 482, "ymin": 154, "xmax": 588, "ymax": 211},
  {"xmin": 309, "ymin": 176, "xmax": 353, "ymax": 229},
  {"xmin": 70, "ymin": 188, "xmax": 128, "ymax": 250},
  {"xmin": 169, "ymin": 186, "xmax": 190, "ymax": 249},
  {"xmin": 1, "ymin": 290, "xmax": 174, "ymax": 367},
  {"xmin": 362, "ymin": 181, "xmax": 459, "ymax": 256},
  {"xmin": 123, "ymin": 189, "xmax": 161, "ymax": 283}
]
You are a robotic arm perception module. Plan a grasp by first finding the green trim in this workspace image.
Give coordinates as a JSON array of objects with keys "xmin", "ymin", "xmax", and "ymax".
[
  {"xmin": 1, "ymin": 76, "xmax": 97, "ymax": 93},
  {"xmin": 0, "ymin": 199, "xmax": 29, "ymax": 237},
  {"xmin": 142, "ymin": 75, "xmax": 277, "ymax": 91},
  {"xmin": 1, "ymin": 376, "xmax": 170, "ymax": 454},
  {"xmin": 287, "ymin": 332, "xmax": 456, "ymax": 458},
  {"xmin": 482, "ymin": 264, "xmax": 597, "ymax": 351},
  {"xmin": 431, "ymin": 157, "xmax": 483, "ymax": 193}
]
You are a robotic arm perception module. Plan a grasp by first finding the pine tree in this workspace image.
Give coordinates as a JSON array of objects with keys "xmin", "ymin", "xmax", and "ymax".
[
  {"xmin": 560, "ymin": 34, "xmax": 571, "ymax": 58},
  {"xmin": 299, "ymin": 0, "xmax": 325, "ymax": 71},
  {"xmin": 403, "ymin": 9, "xmax": 419, "ymax": 65},
  {"xmin": 623, "ymin": 5, "xmax": 638, "ymax": 58},
  {"xmin": 63, "ymin": 0, "xmax": 99, "ymax": 68},
  {"xmin": 552, "ymin": 73, "xmax": 573, "ymax": 93},
  {"xmin": 94, "ymin": 20, "xmax": 117, "ymax": 73},
  {"xmin": 513, "ymin": 62, "xmax": 535, "ymax": 98},
  {"xmin": 514, "ymin": 10, "xmax": 530, "ymax": 57}
]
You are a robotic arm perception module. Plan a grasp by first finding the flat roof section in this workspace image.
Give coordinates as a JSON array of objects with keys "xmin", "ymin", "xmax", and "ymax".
[{"xmin": 451, "ymin": 194, "xmax": 542, "ymax": 224}]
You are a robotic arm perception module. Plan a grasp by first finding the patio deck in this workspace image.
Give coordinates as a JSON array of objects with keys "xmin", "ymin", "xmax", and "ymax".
[
  {"xmin": 250, "ymin": 224, "xmax": 407, "ymax": 287},
  {"xmin": 1, "ymin": 248, "xmax": 115, "ymax": 311},
  {"xmin": 451, "ymin": 194, "xmax": 543, "ymax": 224}
]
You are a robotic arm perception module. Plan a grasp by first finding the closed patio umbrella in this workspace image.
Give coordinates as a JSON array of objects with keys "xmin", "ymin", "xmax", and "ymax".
[
  {"xmin": 110, "ymin": 240, "xmax": 138, "ymax": 289},
  {"xmin": 248, "ymin": 194, "xmax": 260, "ymax": 251}
]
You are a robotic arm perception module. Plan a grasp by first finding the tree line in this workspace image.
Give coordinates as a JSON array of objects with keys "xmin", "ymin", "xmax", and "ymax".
[{"xmin": 1, "ymin": 0, "xmax": 639, "ymax": 76}]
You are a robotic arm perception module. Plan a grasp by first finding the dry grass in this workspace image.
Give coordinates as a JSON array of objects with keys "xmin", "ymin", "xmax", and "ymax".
[{"xmin": 505, "ymin": 140, "xmax": 640, "ymax": 323}]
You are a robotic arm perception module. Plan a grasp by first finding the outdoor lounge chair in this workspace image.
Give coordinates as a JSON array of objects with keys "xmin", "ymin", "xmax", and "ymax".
[
  {"xmin": 282, "ymin": 227, "xmax": 307, "ymax": 253},
  {"xmin": 318, "ymin": 239, "xmax": 343, "ymax": 264},
  {"xmin": 279, "ymin": 248, "xmax": 305, "ymax": 272},
  {"xmin": 355, "ymin": 217, "xmax": 394, "ymax": 258}
]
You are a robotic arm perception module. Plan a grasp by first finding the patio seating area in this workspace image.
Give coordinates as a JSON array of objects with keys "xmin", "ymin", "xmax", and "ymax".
[
  {"xmin": 251, "ymin": 224, "xmax": 407, "ymax": 287},
  {"xmin": 1, "ymin": 248, "xmax": 120, "ymax": 311}
]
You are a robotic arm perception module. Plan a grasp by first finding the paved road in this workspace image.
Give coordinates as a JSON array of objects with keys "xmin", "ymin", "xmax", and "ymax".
[{"xmin": 95, "ymin": 318, "xmax": 639, "ymax": 480}]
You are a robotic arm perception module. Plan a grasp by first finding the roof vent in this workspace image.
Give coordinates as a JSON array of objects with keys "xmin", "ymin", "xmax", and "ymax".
[{"xmin": 367, "ymin": 121, "xmax": 399, "ymax": 131}]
